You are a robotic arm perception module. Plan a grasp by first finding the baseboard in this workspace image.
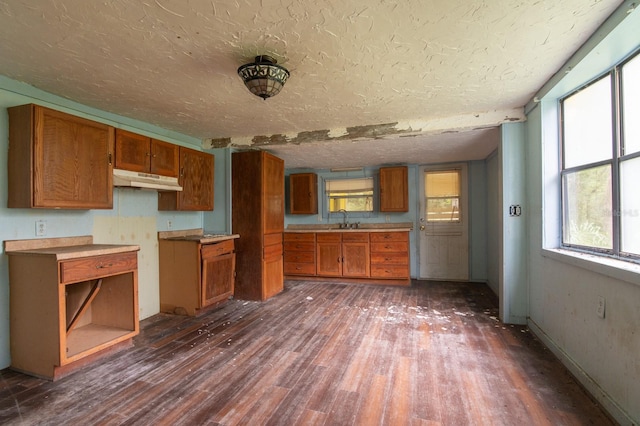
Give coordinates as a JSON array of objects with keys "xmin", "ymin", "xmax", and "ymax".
[{"xmin": 527, "ymin": 319, "xmax": 636, "ymax": 425}]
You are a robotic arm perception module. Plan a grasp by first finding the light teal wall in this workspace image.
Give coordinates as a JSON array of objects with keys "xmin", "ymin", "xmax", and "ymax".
[
  {"xmin": 499, "ymin": 122, "xmax": 528, "ymax": 324},
  {"xmin": 284, "ymin": 162, "xmax": 490, "ymax": 282},
  {"xmin": 485, "ymin": 150, "xmax": 500, "ymax": 295},
  {"xmin": 524, "ymin": 3, "xmax": 640, "ymax": 423},
  {"xmin": 0, "ymin": 76, "xmax": 228, "ymax": 369},
  {"xmin": 468, "ymin": 160, "xmax": 488, "ymax": 282},
  {"xmin": 203, "ymin": 148, "xmax": 233, "ymax": 234}
]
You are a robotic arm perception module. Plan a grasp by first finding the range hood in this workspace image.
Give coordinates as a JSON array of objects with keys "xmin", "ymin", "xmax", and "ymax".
[{"xmin": 113, "ymin": 168, "xmax": 183, "ymax": 191}]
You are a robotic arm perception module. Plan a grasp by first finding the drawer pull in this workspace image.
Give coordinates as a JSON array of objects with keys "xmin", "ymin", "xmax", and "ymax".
[{"xmin": 96, "ymin": 263, "xmax": 113, "ymax": 269}]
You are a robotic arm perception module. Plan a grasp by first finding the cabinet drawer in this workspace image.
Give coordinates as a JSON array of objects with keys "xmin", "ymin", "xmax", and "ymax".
[
  {"xmin": 284, "ymin": 233, "xmax": 315, "ymax": 243},
  {"xmin": 371, "ymin": 264, "xmax": 409, "ymax": 278},
  {"xmin": 264, "ymin": 243, "xmax": 283, "ymax": 260},
  {"xmin": 264, "ymin": 232, "xmax": 283, "ymax": 246},
  {"xmin": 60, "ymin": 252, "xmax": 137, "ymax": 284},
  {"xmin": 284, "ymin": 262, "xmax": 316, "ymax": 275},
  {"xmin": 342, "ymin": 232, "xmax": 369, "ymax": 242},
  {"xmin": 201, "ymin": 240, "xmax": 235, "ymax": 258},
  {"xmin": 371, "ymin": 242, "xmax": 409, "ymax": 253},
  {"xmin": 370, "ymin": 252, "xmax": 409, "ymax": 265},
  {"xmin": 284, "ymin": 251, "xmax": 315, "ymax": 263},
  {"xmin": 317, "ymin": 233, "xmax": 341, "ymax": 243},
  {"xmin": 370, "ymin": 232, "xmax": 408, "ymax": 243},
  {"xmin": 284, "ymin": 241, "xmax": 315, "ymax": 252}
]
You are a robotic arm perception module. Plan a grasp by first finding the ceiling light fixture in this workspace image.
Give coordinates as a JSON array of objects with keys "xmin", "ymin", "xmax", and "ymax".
[{"xmin": 237, "ymin": 55, "xmax": 290, "ymax": 100}]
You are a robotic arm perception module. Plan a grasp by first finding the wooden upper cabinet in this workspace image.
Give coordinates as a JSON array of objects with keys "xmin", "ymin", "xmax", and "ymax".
[
  {"xmin": 115, "ymin": 129, "xmax": 179, "ymax": 177},
  {"xmin": 379, "ymin": 166, "xmax": 409, "ymax": 212},
  {"xmin": 8, "ymin": 104, "xmax": 114, "ymax": 209},
  {"xmin": 158, "ymin": 146, "xmax": 214, "ymax": 211},
  {"xmin": 289, "ymin": 173, "xmax": 318, "ymax": 214}
]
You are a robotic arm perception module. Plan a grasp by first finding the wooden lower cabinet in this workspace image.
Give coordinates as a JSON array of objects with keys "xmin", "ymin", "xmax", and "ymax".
[
  {"xmin": 159, "ymin": 237, "xmax": 236, "ymax": 316},
  {"xmin": 285, "ymin": 230, "xmax": 410, "ymax": 285},
  {"xmin": 284, "ymin": 233, "xmax": 316, "ymax": 275},
  {"xmin": 5, "ymin": 239, "xmax": 139, "ymax": 380},
  {"xmin": 316, "ymin": 232, "xmax": 370, "ymax": 278},
  {"xmin": 262, "ymin": 233, "xmax": 284, "ymax": 300},
  {"xmin": 370, "ymin": 232, "xmax": 410, "ymax": 279},
  {"xmin": 316, "ymin": 233, "xmax": 342, "ymax": 277},
  {"xmin": 341, "ymin": 233, "xmax": 370, "ymax": 277}
]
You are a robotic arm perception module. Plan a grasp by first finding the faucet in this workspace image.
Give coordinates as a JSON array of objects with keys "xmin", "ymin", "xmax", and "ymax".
[{"xmin": 338, "ymin": 209, "xmax": 349, "ymax": 228}]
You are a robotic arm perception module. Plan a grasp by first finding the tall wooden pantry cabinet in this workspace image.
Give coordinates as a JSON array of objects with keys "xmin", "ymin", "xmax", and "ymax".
[{"xmin": 232, "ymin": 151, "xmax": 285, "ymax": 301}]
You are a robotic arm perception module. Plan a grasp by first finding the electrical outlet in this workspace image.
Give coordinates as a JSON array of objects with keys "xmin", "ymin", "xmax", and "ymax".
[
  {"xmin": 596, "ymin": 296, "xmax": 606, "ymax": 319},
  {"xmin": 385, "ymin": 215, "xmax": 390, "ymax": 223},
  {"xmin": 167, "ymin": 220, "xmax": 173, "ymax": 230},
  {"xmin": 35, "ymin": 220, "xmax": 46, "ymax": 236},
  {"xmin": 317, "ymin": 214, "xmax": 323, "ymax": 222}
]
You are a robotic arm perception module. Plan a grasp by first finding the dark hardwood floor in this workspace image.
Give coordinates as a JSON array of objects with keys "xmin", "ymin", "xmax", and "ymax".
[{"xmin": 1, "ymin": 280, "xmax": 613, "ymax": 425}]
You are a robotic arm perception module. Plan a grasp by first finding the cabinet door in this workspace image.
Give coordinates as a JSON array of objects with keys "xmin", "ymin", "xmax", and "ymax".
[
  {"xmin": 317, "ymin": 241, "xmax": 342, "ymax": 276},
  {"xmin": 150, "ymin": 139, "xmax": 179, "ymax": 177},
  {"xmin": 379, "ymin": 166, "xmax": 409, "ymax": 212},
  {"xmin": 159, "ymin": 147, "xmax": 214, "ymax": 211},
  {"xmin": 180, "ymin": 147, "xmax": 214, "ymax": 210},
  {"xmin": 38, "ymin": 107, "xmax": 114, "ymax": 209},
  {"xmin": 115, "ymin": 129, "xmax": 150, "ymax": 173},
  {"xmin": 10, "ymin": 105, "xmax": 114, "ymax": 209},
  {"xmin": 263, "ymin": 152, "xmax": 285, "ymax": 233},
  {"xmin": 289, "ymin": 173, "xmax": 318, "ymax": 214},
  {"xmin": 342, "ymin": 241, "xmax": 370, "ymax": 277},
  {"xmin": 202, "ymin": 252, "xmax": 236, "ymax": 307}
]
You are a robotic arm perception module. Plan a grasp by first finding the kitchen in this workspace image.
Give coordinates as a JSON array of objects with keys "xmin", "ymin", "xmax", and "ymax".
[{"xmin": 1, "ymin": 1, "xmax": 639, "ymax": 424}]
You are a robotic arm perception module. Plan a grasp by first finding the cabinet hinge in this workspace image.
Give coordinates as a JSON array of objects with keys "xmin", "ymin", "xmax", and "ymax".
[{"xmin": 108, "ymin": 153, "xmax": 112, "ymax": 165}]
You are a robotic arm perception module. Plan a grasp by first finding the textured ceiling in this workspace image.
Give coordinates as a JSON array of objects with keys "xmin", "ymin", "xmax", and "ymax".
[{"xmin": 0, "ymin": 0, "xmax": 623, "ymax": 168}]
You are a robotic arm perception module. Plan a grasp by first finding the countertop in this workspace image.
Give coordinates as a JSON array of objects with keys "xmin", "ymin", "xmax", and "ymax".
[
  {"xmin": 158, "ymin": 228, "xmax": 239, "ymax": 243},
  {"xmin": 4, "ymin": 236, "xmax": 139, "ymax": 260},
  {"xmin": 285, "ymin": 222, "xmax": 413, "ymax": 233}
]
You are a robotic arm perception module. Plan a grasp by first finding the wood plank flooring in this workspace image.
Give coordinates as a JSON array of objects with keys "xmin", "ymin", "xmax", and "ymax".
[{"xmin": 0, "ymin": 280, "xmax": 613, "ymax": 425}]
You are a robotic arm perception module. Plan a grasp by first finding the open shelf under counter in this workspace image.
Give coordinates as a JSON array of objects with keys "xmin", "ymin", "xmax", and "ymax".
[{"xmin": 4, "ymin": 236, "xmax": 140, "ymax": 380}]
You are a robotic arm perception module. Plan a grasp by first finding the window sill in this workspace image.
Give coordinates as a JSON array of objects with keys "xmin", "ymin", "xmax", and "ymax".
[{"xmin": 541, "ymin": 248, "xmax": 640, "ymax": 287}]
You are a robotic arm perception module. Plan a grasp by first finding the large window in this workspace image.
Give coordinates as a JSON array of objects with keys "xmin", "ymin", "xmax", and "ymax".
[
  {"xmin": 561, "ymin": 52, "xmax": 640, "ymax": 259},
  {"xmin": 326, "ymin": 178, "xmax": 374, "ymax": 213}
]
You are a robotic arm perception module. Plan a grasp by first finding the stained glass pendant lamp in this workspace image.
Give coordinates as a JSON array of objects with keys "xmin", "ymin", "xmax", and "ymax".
[{"xmin": 237, "ymin": 55, "xmax": 290, "ymax": 99}]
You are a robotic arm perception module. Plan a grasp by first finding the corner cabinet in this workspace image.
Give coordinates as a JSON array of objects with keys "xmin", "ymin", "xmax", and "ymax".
[
  {"xmin": 158, "ymin": 146, "xmax": 214, "ymax": 211},
  {"xmin": 5, "ymin": 237, "xmax": 139, "ymax": 380},
  {"xmin": 8, "ymin": 104, "xmax": 114, "ymax": 209},
  {"xmin": 379, "ymin": 166, "xmax": 409, "ymax": 212},
  {"xmin": 289, "ymin": 173, "xmax": 318, "ymax": 214},
  {"xmin": 115, "ymin": 129, "xmax": 179, "ymax": 177},
  {"xmin": 159, "ymin": 232, "xmax": 237, "ymax": 316}
]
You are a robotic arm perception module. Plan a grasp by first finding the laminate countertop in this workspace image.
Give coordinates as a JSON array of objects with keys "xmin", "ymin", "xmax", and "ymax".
[
  {"xmin": 158, "ymin": 228, "xmax": 239, "ymax": 243},
  {"xmin": 3, "ymin": 236, "xmax": 139, "ymax": 260}
]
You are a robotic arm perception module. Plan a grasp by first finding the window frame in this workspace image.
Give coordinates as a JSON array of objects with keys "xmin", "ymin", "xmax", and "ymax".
[
  {"xmin": 559, "ymin": 51, "xmax": 640, "ymax": 262},
  {"xmin": 424, "ymin": 169, "xmax": 462, "ymax": 224},
  {"xmin": 325, "ymin": 177, "xmax": 375, "ymax": 214}
]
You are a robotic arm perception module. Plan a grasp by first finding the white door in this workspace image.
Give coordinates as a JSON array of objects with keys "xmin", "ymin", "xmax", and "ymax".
[{"xmin": 418, "ymin": 164, "xmax": 469, "ymax": 281}]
